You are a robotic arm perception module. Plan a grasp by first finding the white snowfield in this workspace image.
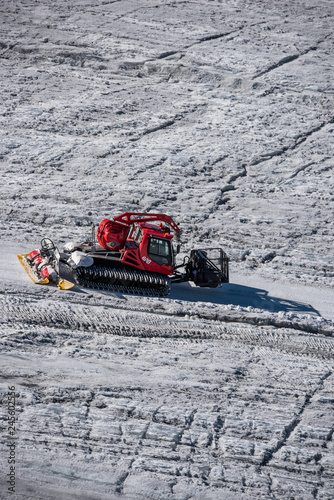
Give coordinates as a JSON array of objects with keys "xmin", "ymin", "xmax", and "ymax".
[{"xmin": 0, "ymin": 1, "xmax": 333, "ymax": 499}]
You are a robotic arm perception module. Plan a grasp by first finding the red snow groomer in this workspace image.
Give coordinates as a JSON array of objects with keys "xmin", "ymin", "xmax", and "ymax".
[
  {"xmin": 18, "ymin": 212, "xmax": 229, "ymax": 296},
  {"xmin": 65, "ymin": 212, "xmax": 229, "ymax": 296}
]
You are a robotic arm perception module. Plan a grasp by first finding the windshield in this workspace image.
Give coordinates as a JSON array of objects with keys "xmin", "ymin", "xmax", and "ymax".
[{"xmin": 147, "ymin": 237, "xmax": 172, "ymax": 266}]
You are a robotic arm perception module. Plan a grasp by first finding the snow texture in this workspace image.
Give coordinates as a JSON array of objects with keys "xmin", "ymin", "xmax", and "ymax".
[{"xmin": 0, "ymin": 0, "xmax": 334, "ymax": 499}]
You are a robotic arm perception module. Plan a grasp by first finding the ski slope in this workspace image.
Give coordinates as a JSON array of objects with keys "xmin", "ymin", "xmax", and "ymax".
[{"xmin": 1, "ymin": 0, "xmax": 334, "ymax": 499}]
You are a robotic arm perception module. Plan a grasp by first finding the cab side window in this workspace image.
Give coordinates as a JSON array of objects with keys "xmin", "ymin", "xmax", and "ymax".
[{"xmin": 148, "ymin": 237, "xmax": 172, "ymax": 266}]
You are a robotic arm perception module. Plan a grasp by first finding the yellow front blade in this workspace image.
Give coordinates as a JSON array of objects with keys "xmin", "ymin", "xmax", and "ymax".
[
  {"xmin": 57, "ymin": 278, "xmax": 75, "ymax": 290},
  {"xmin": 17, "ymin": 254, "xmax": 49, "ymax": 285},
  {"xmin": 17, "ymin": 253, "xmax": 75, "ymax": 290}
]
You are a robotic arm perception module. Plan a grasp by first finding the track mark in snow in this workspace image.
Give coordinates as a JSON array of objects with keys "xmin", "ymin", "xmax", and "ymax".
[
  {"xmin": 190, "ymin": 20, "xmax": 268, "ymax": 48},
  {"xmin": 250, "ymin": 117, "xmax": 334, "ymax": 167},
  {"xmin": 143, "ymin": 20, "xmax": 268, "ymax": 67},
  {"xmin": 261, "ymin": 371, "xmax": 333, "ymax": 467},
  {"xmin": 2, "ymin": 296, "xmax": 334, "ymax": 360},
  {"xmin": 253, "ymin": 34, "xmax": 332, "ymax": 79},
  {"xmin": 130, "ymin": 119, "xmax": 176, "ymax": 141},
  {"xmin": 197, "ymin": 29, "xmax": 245, "ymax": 44},
  {"xmin": 288, "ymin": 161, "xmax": 315, "ymax": 180},
  {"xmin": 157, "ymin": 50, "xmax": 179, "ymax": 60},
  {"xmin": 253, "ymin": 53, "xmax": 300, "ymax": 80},
  {"xmin": 226, "ymin": 164, "xmax": 248, "ymax": 189}
]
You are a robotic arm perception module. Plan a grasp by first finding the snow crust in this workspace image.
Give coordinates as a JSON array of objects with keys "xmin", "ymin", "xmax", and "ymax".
[{"xmin": 1, "ymin": 1, "xmax": 334, "ymax": 499}]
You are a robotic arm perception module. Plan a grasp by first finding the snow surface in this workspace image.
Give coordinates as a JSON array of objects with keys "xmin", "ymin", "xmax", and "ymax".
[{"xmin": 0, "ymin": 0, "xmax": 334, "ymax": 499}]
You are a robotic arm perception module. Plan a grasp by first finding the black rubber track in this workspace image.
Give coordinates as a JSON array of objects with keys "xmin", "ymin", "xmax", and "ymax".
[{"xmin": 73, "ymin": 263, "xmax": 171, "ymax": 297}]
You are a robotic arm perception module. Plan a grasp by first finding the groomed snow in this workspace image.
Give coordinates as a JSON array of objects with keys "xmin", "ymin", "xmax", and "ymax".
[{"xmin": 0, "ymin": 1, "xmax": 334, "ymax": 499}]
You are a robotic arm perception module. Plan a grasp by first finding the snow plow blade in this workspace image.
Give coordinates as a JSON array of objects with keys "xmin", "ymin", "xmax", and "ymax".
[
  {"xmin": 17, "ymin": 254, "xmax": 49, "ymax": 284},
  {"xmin": 17, "ymin": 253, "xmax": 75, "ymax": 290}
]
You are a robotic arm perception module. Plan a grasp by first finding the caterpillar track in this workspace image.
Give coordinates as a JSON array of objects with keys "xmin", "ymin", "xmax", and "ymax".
[{"xmin": 72, "ymin": 263, "xmax": 171, "ymax": 297}]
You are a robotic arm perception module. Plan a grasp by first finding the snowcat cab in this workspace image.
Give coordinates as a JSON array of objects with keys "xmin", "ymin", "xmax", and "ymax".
[{"xmin": 96, "ymin": 213, "xmax": 178, "ymax": 276}]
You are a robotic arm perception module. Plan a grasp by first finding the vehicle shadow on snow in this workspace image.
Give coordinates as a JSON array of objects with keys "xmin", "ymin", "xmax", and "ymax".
[{"xmin": 169, "ymin": 282, "xmax": 321, "ymax": 316}]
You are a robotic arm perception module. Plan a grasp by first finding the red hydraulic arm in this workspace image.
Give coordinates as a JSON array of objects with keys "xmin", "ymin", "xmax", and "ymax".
[{"xmin": 113, "ymin": 212, "xmax": 181, "ymax": 233}]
